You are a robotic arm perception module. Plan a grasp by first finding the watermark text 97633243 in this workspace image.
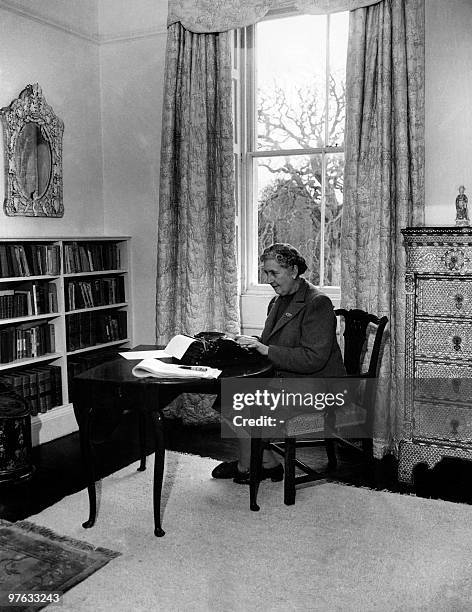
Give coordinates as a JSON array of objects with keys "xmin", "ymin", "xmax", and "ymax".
[{"xmin": 0, "ymin": 592, "xmax": 63, "ymax": 607}]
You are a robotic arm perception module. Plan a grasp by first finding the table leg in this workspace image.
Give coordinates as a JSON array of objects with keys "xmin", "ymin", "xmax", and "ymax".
[
  {"xmin": 149, "ymin": 409, "xmax": 165, "ymax": 536},
  {"xmin": 74, "ymin": 398, "xmax": 97, "ymax": 529},
  {"xmin": 147, "ymin": 386, "xmax": 182, "ymax": 537},
  {"xmin": 137, "ymin": 412, "xmax": 147, "ymax": 472}
]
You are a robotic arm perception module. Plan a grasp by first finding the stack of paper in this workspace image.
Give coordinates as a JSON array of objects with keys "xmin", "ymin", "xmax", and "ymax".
[
  {"xmin": 120, "ymin": 335, "xmax": 197, "ymax": 362},
  {"xmin": 131, "ymin": 358, "xmax": 221, "ymax": 379}
]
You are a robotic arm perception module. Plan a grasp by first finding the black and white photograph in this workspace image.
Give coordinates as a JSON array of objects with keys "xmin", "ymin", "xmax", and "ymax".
[{"xmin": 0, "ymin": 0, "xmax": 472, "ymax": 610}]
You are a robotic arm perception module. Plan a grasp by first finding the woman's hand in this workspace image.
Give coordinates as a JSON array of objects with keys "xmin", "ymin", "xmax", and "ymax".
[{"xmin": 235, "ymin": 335, "xmax": 269, "ymax": 356}]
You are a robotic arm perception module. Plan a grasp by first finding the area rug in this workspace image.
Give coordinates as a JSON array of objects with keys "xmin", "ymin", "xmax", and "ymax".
[
  {"xmin": 0, "ymin": 519, "xmax": 119, "ymax": 612},
  {"xmin": 23, "ymin": 451, "xmax": 472, "ymax": 612}
]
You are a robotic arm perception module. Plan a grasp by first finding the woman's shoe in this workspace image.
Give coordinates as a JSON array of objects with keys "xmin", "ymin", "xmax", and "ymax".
[
  {"xmin": 233, "ymin": 463, "xmax": 284, "ymax": 485},
  {"xmin": 211, "ymin": 460, "xmax": 249, "ymax": 480}
]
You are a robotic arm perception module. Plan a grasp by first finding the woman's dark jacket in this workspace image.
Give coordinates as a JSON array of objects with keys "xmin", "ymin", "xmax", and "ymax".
[{"xmin": 261, "ymin": 278, "xmax": 345, "ymax": 378}]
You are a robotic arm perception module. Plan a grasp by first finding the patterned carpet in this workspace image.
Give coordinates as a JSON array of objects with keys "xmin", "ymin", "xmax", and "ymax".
[{"xmin": 0, "ymin": 519, "xmax": 119, "ymax": 611}]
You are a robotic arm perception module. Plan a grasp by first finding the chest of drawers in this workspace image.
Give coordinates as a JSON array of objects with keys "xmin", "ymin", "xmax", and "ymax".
[{"xmin": 398, "ymin": 227, "xmax": 472, "ymax": 483}]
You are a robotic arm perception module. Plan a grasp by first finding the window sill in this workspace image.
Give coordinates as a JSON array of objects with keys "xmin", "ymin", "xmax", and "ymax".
[{"xmin": 240, "ymin": 284, "xmax": 341, "ymax": 334}]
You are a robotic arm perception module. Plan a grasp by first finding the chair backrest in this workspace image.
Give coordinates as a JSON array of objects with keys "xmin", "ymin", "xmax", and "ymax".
[{"xmin": 335, "ymin": 308, "xmax": 388, "ymax": 377}]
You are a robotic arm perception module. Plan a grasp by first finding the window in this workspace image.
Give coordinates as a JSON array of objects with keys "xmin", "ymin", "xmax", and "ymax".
[{"xmin": 235, "ymin": 12, "xmax": 348, "ymax": 298}]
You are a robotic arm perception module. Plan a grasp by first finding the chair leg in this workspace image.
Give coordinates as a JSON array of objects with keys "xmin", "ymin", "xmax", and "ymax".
[
  {"xmin": 284, "ymin": 437, "xmax": 296, "ymax": 505},
  {"xmin": 325, "ymin": 408, "xmax": 337, "ymax": 470},
  {"xmin": 250, "ymin": 437, "xmax": 263, "ymax": 512},
  {"xmin": 326, "ymin": 438, "xmax": 337, "ymax": 470}
]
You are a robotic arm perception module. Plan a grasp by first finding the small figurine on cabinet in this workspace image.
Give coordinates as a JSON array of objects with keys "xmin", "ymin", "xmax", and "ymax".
[{"xmin": 455, "ymin": 185, "xmax": 470, "ymax": 226}]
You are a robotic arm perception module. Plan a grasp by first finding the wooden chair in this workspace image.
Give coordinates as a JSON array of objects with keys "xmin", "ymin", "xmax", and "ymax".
[{"xmin": 249, "ymin": 308, "xmax": 388, "ymax": 511}]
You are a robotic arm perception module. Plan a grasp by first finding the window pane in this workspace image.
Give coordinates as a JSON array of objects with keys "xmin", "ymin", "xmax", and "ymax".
[
  {"xmin": 256, "ymin": 15, "xmax": 327, "ymax": 151},
  {"xmin": 324, "ymin": 153, "xmax": 343, "ymax": 286},
  {"xmin": 233, "ymin": 81, "xmax": 238, "ymax": 145},
  {"xmin": 234, "ymin": 153, "xmax": 239, "ymax": 205},
  {"xmin": 232, "ymin": 30, "xmax": 238, "ymax": 70},
  {"xmin": 328, "ymin": 12, "xmax": 348, "ymax": 147},
  {"xmin": 256, "ymin": 155, "xmax": 321, "ymax": 285}
]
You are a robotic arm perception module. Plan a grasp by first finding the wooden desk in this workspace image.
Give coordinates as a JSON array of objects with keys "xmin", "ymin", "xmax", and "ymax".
[{"xmin": 73, "ymin": 349, "xmax": 272, "ymax": 537}]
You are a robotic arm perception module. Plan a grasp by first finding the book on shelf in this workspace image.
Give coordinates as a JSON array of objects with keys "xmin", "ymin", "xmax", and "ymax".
[
  {"xmin": 21, "ymin": 369, "xmax": 40, "ymax": 413},
  {"xmin": 12, "ymin": 290, "xmax": 32, "ymax": 317},
  {"xmin": 0, "ymin": 246, "xmax": 8, "ymax": 277},
  {"xmin": 63, "ymin": 242, "xmax": 121, "ymax": 274},
  {"xmin": 0, "ymin": 364, "xmax": 63, "ymax": 415},
  {"xmin": 66, "ymin": 310, "xmax": 127, "ymax": 351},
  {"xmin": 14, "ymin": 245, "xmax": 29, "ymax": 276},
  {"xmin": 34, "ymin": 366, "xmax": 51, "ymax": 413},
  {"xmin": 0, "ymin": 322, "xmax": 56, "ymax": 363},
  {"xmin": 48, "ymin": 283, "xmax": 58, "ymax": 313},
  {"xmin": 0, "ymin": 289, "xmax": 16, "ymax": 318},
  {"xmin": 49, "ymin": 364, "xmax": 62, "ymax": 406},
  {"xmin": 0, "ymin": 282, "xmax": 58, "ymax": 319},
  {"xmin": 0, "ymin": 244, "xmax": 60, "ymax": 278},
  {"xmin": 66, "ymin": 276, "xmax": 125, "ymax": 310}
]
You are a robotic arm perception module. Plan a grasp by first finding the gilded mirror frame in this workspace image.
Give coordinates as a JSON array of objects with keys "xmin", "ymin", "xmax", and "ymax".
[{"xmin": 1, "ymin": 84, "xmax": 64, "ymax": 217}]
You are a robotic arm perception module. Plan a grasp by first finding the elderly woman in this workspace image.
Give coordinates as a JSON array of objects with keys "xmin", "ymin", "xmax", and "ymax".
[{"xmin": 212, "ymin": 242, "xmax": 345, "ymax": 483}]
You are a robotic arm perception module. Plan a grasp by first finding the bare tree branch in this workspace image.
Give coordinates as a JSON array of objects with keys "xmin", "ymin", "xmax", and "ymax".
[{"xmin": 256, "ymin": 76, "xmax": 345, "ymax": 285}]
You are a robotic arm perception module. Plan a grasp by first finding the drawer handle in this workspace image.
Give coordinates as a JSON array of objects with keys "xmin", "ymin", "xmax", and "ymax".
[
  {"xmin": 452, "ymin": 378, "xmax": 462, "ymax": 393},
  {"xmin": 454, "ymin": 294, "xmax": 464, "ymax": 310},
  {"xmin": 450, "ymin": 419, "xmax": 460, "ymax": 436},
  {"xmin": 445, "ymin": 249, "xmax": 466, "ymax": 271},
  {"xmin": 452, "ymin": 335, "xmax": 462, "ymax": 351}
]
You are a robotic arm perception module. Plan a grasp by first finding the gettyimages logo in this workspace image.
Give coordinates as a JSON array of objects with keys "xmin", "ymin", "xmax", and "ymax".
[{"xmin": 231, "ymin": 389, "xmax": 346, "ymax": 411}]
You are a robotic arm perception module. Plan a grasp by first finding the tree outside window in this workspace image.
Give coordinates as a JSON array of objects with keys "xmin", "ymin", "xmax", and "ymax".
[{"xmin": 249, "ymin": 12, "xmax": 348, "ymax": 288}]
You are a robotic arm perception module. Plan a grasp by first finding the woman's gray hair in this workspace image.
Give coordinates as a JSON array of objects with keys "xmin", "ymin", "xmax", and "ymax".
[{"xmin": 260, "ymin": 243, "xmax": 308, "ymax": 275}]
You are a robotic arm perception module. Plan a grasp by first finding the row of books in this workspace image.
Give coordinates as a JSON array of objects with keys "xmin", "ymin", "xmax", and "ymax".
[
  {"xmin": 66, "ymin": 311, "xmax": 127, "ymax": 351},
  {"xmin": 0, "ymin": 282, "xmax": 58, "ymax": 319},
  {"xmin": 0, "ymin": 322, "xmax": 56, "ymax": 363},
  {"xmin": 66, "ymin": 277, "xmax": 125, "ymax": 311},
  {"xmin": 0, "ymin": 244, "xmax": 61, "ymax": 278},
  {"xmin": 0, "ymin": 364, "xmax": 62, "ymax": 415},
  {"xmin": 63, "ymin": 242, "xmax": 121, "ymax": 274}
]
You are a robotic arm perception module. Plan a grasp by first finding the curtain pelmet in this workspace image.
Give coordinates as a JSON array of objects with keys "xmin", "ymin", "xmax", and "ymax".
[{"xmin": 167, "ymin": 0, "xmax": 382, "ymax": 32}]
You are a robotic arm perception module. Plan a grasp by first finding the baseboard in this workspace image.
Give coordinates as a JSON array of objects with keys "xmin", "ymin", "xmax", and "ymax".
[{"xmin": 31, "ymin": 403, "xmax": 77, "ymax": 447}]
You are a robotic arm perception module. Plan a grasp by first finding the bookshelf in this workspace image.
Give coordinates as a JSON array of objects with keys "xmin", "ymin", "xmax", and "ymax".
[{"xmin": 0, "ymin": 237, "xmax": 131, "ymax": 446}]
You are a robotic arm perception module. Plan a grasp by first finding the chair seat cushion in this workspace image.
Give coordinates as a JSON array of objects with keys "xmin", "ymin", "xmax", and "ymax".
[
  {"xmin": 284, "ymin": 403, "xmax": 367, "ymax": 437},
  {"xmin": 285, "ymin": 411, "xmax": 325, "ymax": 436}
]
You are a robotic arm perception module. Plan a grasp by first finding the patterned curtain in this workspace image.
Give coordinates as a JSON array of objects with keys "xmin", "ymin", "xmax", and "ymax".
[
  {"xmin": 156, "ymin": 23, "xmax": 239, "ymax": 342},
  {"xmin": 156, "ymin": 23, "xmax": 239, "ymax": 423},
  {"xmin": 341, "ymin": 0, "xmax": 425, "ymax": 457},
  {"xmin": 167, "ymin": 0, "xmax": 381, "ymax": 32}
]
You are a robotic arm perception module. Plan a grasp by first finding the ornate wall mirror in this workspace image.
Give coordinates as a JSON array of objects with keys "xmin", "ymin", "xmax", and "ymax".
[{"xmin": 1, "ymin": 84, "xmax": 64, "ymax": 217}]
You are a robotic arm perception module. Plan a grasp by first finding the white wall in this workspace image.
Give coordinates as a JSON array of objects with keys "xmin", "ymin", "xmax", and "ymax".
[
  {"xmin": 0, "ymin": 2, "xmax": 104, "ymax": 237},
  {"xmin": 425, "ymin": 0, "xmax": 472, "ymax": 225},
  {"xmin": 0, "ymin": 0, "xmax": 99, "ymax": 38},
  {"xmin": 99, "ymin": 0, "xmax": 168, "ymax": 344},
  {"xmin": 98, "ymin": 0, "xmax": 166, "ymax": 40}
]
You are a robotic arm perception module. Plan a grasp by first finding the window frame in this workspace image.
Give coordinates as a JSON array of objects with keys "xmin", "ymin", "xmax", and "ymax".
[{"xmin": 233, "ymin": 12, "xmax": 345, "ymax": 330}]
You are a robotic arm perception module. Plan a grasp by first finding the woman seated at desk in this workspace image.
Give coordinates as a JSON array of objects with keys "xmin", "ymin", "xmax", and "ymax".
[{"xmin": 212, "ymin": 242, "xmax": 345, "ymax": 484}]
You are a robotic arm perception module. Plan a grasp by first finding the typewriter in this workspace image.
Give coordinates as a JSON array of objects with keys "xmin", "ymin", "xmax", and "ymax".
[{"xmin": 179, "ymin": 331, "xmax": 261, "ymax": 367}]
